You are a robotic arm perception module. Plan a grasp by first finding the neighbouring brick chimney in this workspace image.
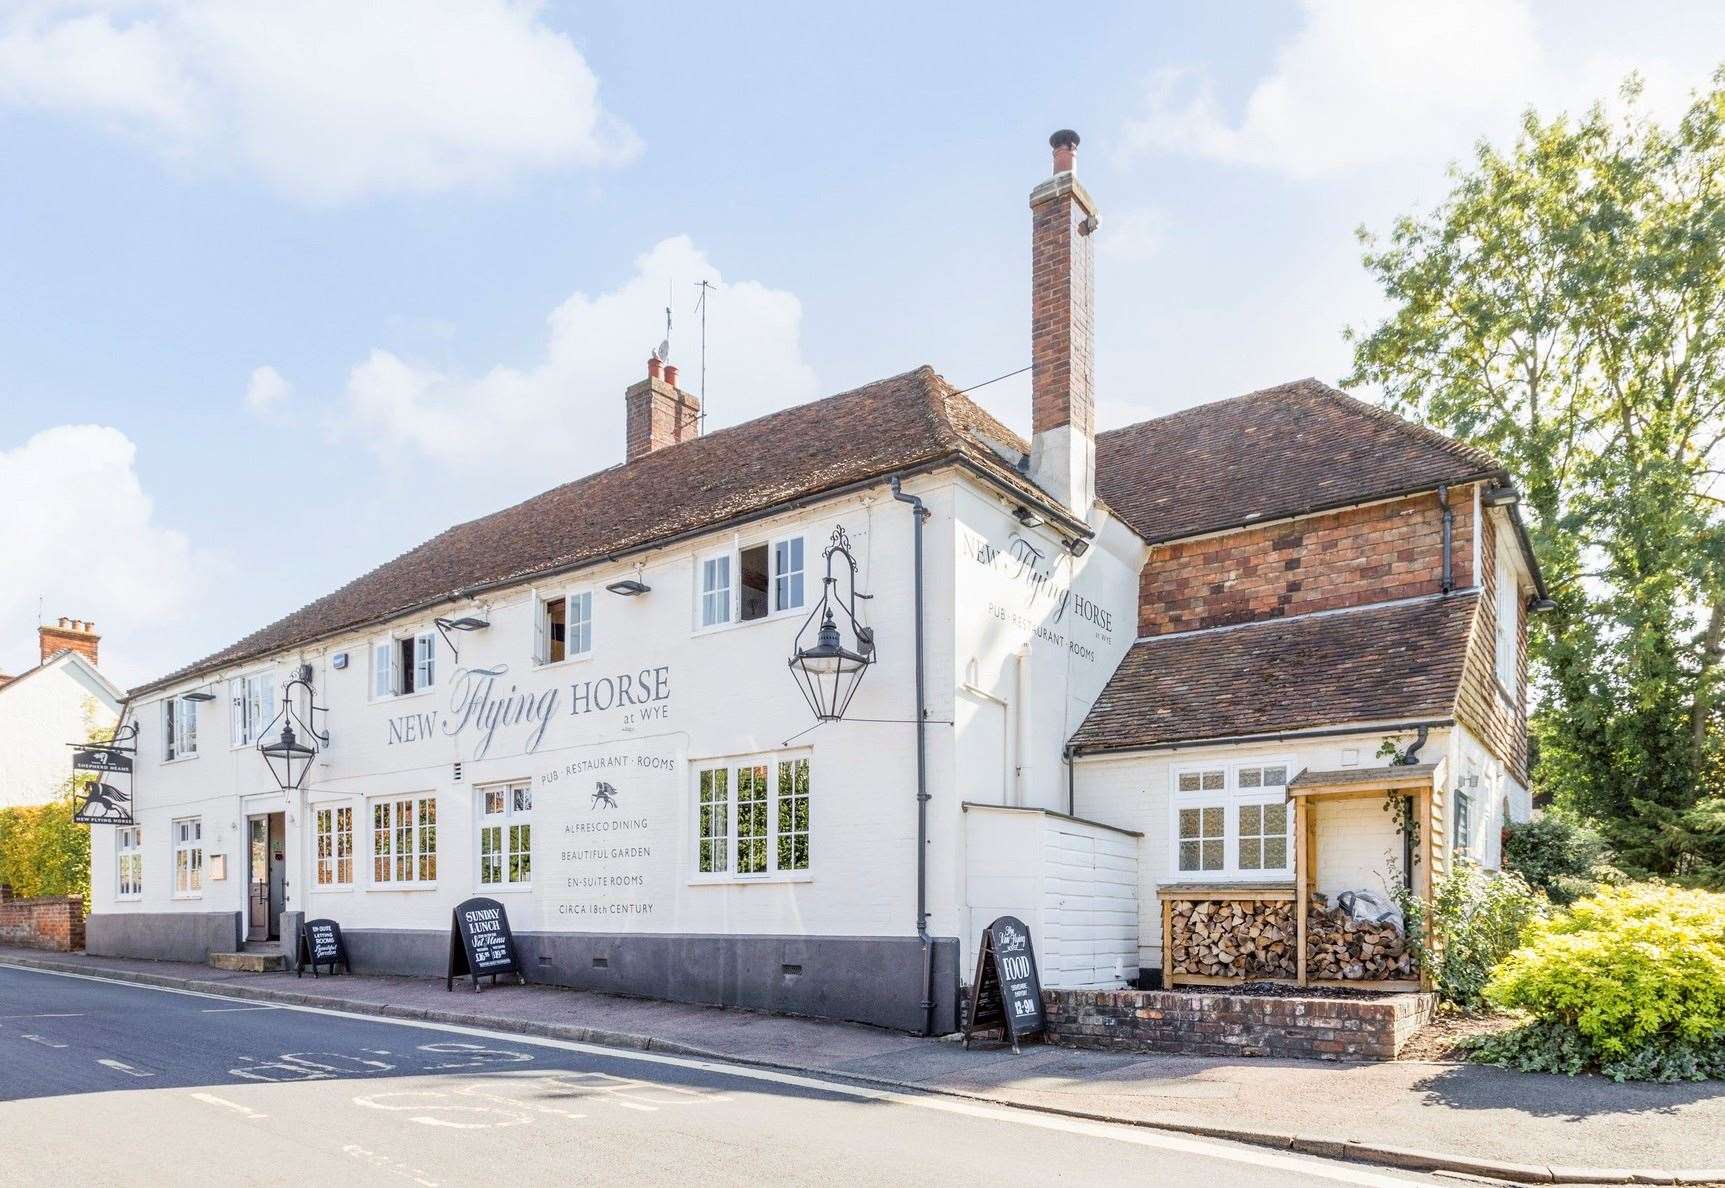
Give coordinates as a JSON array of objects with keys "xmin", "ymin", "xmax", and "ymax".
[
  {"xmin": 624, "ymin": 357, "xmax": 701, "ymax": 461},
  {"xmin": 1028, "ymin": 129, "xmax": 1098, "ymax": 512},
  {"xmin": 40, "ymin": 617, "xmax": 100, "ymax": 668}
]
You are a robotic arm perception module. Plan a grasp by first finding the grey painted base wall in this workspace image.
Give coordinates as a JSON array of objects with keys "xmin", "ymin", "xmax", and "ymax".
[
  {"xmin": 86, "ymin": 911, "xmax": 241, "ymax": 963},
  {"xmin": 285, "ymin": 924, "xmax": 960, "ymax": 1034}
]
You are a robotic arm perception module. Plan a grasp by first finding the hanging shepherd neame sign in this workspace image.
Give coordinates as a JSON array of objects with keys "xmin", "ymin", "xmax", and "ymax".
[
  {"xmin": 963, "ymin": 915, "xmax": 1046, "ymax": 1053},
  {"xmin": 71, "ymin": 742, "xmax": 135, "ymax": 825}
]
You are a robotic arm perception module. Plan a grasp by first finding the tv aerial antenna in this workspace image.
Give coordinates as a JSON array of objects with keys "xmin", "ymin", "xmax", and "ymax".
[{"xmin": 694, "ymin": 279, "xmax": 714, "ymax": 435}]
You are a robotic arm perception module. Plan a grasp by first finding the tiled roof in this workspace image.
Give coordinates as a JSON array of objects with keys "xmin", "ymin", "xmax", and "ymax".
[
  {"xmin": 1287, "ymin": 762, "xmax": 1439, "ymax": 790},
  {"xmin": 136, "ymin": 366, "xmax": 1046, "ymax": 696},
  {"xmin": 1096, "ymin": 379, "xmax": 1505, "ymax": 544},
  {"xmin": 1070, "ymin": 594, "xmax": 1479, "ymax": 753}
]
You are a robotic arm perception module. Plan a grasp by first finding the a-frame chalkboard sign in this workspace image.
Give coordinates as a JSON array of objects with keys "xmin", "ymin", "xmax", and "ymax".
[
  {"xmin": 296, "ymin": 918, "xmax": 350, "ymax": 978},
  {"xmin": 446, "ymin": 896, "xmax": 525, "ymax": 992},
  {"xmin": 962, "ymin": 914, "xmax": 1045, "ymax": 1053}
]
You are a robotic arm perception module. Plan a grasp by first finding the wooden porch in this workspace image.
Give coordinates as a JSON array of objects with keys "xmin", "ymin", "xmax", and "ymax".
[{"xmin": 1160, "ymin": 763, "xmax": 1439, "ymax": 993}]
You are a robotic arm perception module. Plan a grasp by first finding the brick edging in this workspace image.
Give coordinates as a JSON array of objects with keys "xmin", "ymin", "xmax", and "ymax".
[{"xmin": 0, "ymin": 952, "xmax": 1714, "ymax": 1186}]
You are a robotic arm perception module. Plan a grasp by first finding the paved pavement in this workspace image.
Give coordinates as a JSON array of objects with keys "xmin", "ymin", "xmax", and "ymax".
[
  {"xmin": 0, "ymin": 963, "xmax": 1444, "ymax": 1187},
  {"xmin": 5, "ymin": 949, "xmax": 1725, "ymax": 1183}
]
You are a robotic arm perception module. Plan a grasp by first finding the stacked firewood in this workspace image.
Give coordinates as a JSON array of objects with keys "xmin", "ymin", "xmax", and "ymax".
[
  {"xmin": 1306, "ymin": 896, "xmax": 1415, "ymax": 981},
  {"xmin": 1168, "ymin": 899, "xmax": 1298, "ymax": 979}
]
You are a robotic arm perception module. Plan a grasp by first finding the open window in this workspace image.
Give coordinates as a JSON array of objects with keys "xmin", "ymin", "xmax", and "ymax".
[{"xmin": 372, "ymin": 631, "xmax": 436, "ymax": 697}]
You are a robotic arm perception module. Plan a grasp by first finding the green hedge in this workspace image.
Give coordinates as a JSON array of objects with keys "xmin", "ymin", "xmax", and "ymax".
[{"xmin": 0, "ymin": 792, "xmax": 90, "ymax": 905}]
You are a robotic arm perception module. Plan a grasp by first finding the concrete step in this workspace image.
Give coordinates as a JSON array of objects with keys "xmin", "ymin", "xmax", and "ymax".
[{"xmin": 209, "ymin": 950, "xmax": 285, "ymax": 973}]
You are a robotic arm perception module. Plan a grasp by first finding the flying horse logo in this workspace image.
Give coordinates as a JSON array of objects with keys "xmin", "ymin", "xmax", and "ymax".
[
  {"xmin": 590, "ymin": 781, "xmax": 619, "ymax": 810},
  {"xmin": 75, "ymin": 783, "xmax": 130, "ymax": 820}
]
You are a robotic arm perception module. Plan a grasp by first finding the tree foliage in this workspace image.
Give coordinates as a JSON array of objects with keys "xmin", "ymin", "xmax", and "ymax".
[{"xmin": 1348, "ymin": 73, "xmax": 1725, "ymax": 881}]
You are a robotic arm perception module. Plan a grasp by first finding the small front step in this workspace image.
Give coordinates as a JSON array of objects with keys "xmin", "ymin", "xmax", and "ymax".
[{"xmin": 209, "ymin": 950, "xmax": 285, "ymax": 973}]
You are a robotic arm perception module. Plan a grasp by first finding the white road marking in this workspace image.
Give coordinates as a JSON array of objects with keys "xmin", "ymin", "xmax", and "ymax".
[
  {"xmin": 202, "ymin": 1005, "xmax": 280, "ymax": 1013},
  {"xmin": 3, "ymin": 962, "xmax": 1423, "ymax": 1186},
  {"xmin": 190, "ymin": 1092, "xmax": 268, "ymax": 1120},
  {"xmin": 97, "ymin": 1058, "xmax": 154, "ymax": 1077},
  {"xmin": 0, "ymin": 1012, "xmax": 83, "ymax": 1019},
  {"xmin": 343, "ymin": 1143, "xmax": 439, "ymax": 1187},
  {"xmin": 21, "ymin": 1034, "xmax": 67, "ymax": 1048}
]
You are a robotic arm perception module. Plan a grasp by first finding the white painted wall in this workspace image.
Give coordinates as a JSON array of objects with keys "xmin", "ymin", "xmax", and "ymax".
[
  {"xmin": 960, "ymin": 803, "xmax": 1137, "ymax": 988},
  {"xmin": 0, "ymin": 656, "xmax": 121, "ymax": 809},
  {"xmin": 1073, "ymin": 729, "xmax": 1454, "ymax": 973}
]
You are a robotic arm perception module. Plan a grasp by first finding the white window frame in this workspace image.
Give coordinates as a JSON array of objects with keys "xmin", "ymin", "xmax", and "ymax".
[
  {"xmin": 369, "ymin": 794, "xmax": 438, "ymax": 887},
  {"xmin": 162, "ymin": 695, "xmax": 199, "ymax": 762},
  {"xmin": 172, "ymin": 817, "xmax": 203, "ymax": 899},
  {"xmin": 698, "ymin": 552, "xmax": 733, "ymax": 628},
  {"xmin": 313, "ymin": 803, "xmax": 356, "ymax": 890},
  {"xmin": 1168, "ymin": 758, "xmax": 1294, "ymax": 882},
  {"xmin": 691, "ymin": 752, "xmax": 812, "ymax": 882},
  {"xmin": 371, "ymin": 631, "xmax": 437, "ymax": 699},
  {"xmin": 476, "ymin": 780, "xmax": 533, "ymax": 890},
  {"xmin": 534, "ymin": 589, "xmax": 593, "ymax": 665},
  {"xmin": 229, "ymin": 671, "xmax": 276, "ymax": 749},
  {"xmin": 116, "ymin": 826, "xmax": 143, "ymax": 900},
  {"xmin": 1494, "ymin": 530, "xmax": 1519, "ymax": 698},
  {"xmin": 698, "ymin": 533, "xmax": 806, "ymax": 632}
]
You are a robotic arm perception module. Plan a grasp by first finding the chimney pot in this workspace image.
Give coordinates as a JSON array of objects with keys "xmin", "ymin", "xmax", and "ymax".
[
  {"xmin": 647, "ymin": 356, "xmax": 663, "ymax": 380},
  {"xmin": 1050, "ymin": 128, "xmax": 1080, "ymax": 175},
  {"xmin": 663, "ymin": 364, "xmax": 679, "ymax": 388}
]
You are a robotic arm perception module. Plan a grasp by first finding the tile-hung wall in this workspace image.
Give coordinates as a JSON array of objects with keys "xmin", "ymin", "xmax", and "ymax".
[{"xmin": 92, "ymin": 470, "xmax": 1143, "ymax": 978}]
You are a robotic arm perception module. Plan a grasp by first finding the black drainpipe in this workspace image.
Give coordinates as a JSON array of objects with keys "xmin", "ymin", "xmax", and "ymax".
[
  {"xmin": 890, "ymin": 475, "xmax": 935, "ymax": 1037},
  {"xmin": 1437, "ymin": 484, "xmax": 1454, "ymax": 593}
]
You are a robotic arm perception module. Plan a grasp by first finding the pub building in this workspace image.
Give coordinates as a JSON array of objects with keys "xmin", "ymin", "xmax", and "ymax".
[{"xmin": 89, "ymin": 131, "xmax": 1544, "ymax": 1032}]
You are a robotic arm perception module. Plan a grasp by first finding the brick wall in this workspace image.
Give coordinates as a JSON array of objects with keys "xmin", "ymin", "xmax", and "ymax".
[
  {"xmin": 0, "ymin": 885, "xmax": 85, "ymax": 952},
  {"xmin": 1042, "ymin": 987, "xmax": 1435, "ymax": 1060},
  {"xmin": 1455, "ymin": 512, "xmax": 1529, "ymax": 782},
  {"xmin": 1138, "ymin": 487, "xmax": 1477, "ymax": 637}
]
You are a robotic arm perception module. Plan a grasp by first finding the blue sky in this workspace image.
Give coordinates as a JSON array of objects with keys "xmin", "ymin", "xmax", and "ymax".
[{"xmin": 3, "ymin": 0, "xmax": 1722, "ymax": 687}]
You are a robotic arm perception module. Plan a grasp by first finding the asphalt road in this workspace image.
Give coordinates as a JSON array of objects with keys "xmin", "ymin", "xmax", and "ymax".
[{"xmin": 0, "ymin": 963, "xmax": 1441, "ymax": 1187}]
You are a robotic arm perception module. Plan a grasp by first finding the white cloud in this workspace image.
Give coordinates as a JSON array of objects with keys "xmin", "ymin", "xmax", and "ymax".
[
  {"xmin": 0, "ymin": 424, "xmax": 222, "ymax": 687},
  {"xmin": 243, "ymin": 364, "xmax": 291, "ymax": 417},
  {"xmin": 0, "ymin": 1, "xmax": 637, "ymax": 203},
  {"xmin": 342, "ymin": 235, "xmax": 819, "ymax": 486}
]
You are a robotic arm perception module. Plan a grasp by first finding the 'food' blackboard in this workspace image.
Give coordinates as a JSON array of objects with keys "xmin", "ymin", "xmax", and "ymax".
[
  {"xmin": 446, "ymin": 896, "xmax": 524, "ymax": 992},
  {"xmin": 297, "ymin": 918, "xmax": 350, "ymax": 978},
  {"xmin": 962, "ymin": 915, "xmax": 1045, "ymax": 1053}
]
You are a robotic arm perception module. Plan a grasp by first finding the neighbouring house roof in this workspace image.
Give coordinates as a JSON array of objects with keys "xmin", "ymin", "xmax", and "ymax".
[
  {"xmin": 1069, "ymin": 594, "xmax": 1478, "ymax": 754},
  {"xmin": 1096, "ymin": 379, "xmax": 1506, "ymax": 545},
  {"xmin": 135, "ymin": 366, "xmax": 1068, "ymax": 697},
  {"xmin": 0, "ymin": 649, "xmax": 126, "ymax": 711}
]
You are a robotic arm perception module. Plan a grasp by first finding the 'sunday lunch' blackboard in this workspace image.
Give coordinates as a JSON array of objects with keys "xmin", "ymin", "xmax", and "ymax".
[
  {"xmin": 297, "ymin": 918, "xmax": 350, "ymax": 978},
  {"xmin": 962, "ymin": 914, "xmax": 1045, "ymax": 1053},
  {"xmin": 446, "ymin": 896, "xmax": 524, "ymax": 992}
]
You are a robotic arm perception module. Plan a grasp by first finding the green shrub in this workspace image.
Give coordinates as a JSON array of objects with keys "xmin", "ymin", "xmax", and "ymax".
[
  {"xmin": 0, "ymin": 791, "xmax": 90, "ymax": 904},
  {"xmin": 1394, "ymin": 859, "xmax": 1544, "ymax": 1008},
  {"xmin": 1502, "ymin": 816, "xmax": 1619, "ymax": 904},
  {"xmin": 1476, "ymin": 885, "xmax": 1725, "ymax": 1080}
]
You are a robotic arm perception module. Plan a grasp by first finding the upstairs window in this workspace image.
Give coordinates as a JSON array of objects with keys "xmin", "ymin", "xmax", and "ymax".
[
  {"xmin": 372, "ymin": 632, "xmax": 436, "ymax": 698},
  {"xmin": 701, "ymin": 555, "xmax": 732, "ymax": 627},
  {"xmin": 163, "ymin": 696, "xmax": 199, "ymax": 761},
  {"xmin": 229, "ymin": 673, "xmax": 275, "ymax": 748},
  {"xmin": 537, "ymin": 595, "xmax": 567, "ymax": 664},
  {"xmin": 773, "ymin": 537, "xmax": 805, "ymax": 612}
]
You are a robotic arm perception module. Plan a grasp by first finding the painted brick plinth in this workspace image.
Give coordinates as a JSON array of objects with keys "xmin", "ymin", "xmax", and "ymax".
[{"xmin": 1042, "ymin": 987, "xmax": 1436, "ymax": 1061}]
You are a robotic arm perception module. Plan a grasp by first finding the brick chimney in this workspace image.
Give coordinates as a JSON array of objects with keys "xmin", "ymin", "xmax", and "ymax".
[
  {"xmin": 40, "ymin": 617, "xmax": 100, "ymax": 667},
  {"xmin": 1027, "ymin": 129, "xmax": 1098, "ymax": 512},
  {"xmin": 624, "ymin": 357, "xmax": 701, "ymax": 461}
]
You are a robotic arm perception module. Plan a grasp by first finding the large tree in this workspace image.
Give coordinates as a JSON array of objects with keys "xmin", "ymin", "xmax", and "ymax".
[{"xmin": 1348, "ymin": 74, "xmax": 1725, "ymax": 880}]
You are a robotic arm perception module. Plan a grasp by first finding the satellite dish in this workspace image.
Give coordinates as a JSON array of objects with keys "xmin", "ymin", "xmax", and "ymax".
[{"xmin": 653, "ymin": 339, "xmax": 670, "ymax": 364}]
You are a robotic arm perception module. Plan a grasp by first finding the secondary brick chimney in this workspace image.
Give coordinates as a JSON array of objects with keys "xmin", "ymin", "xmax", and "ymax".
[
  {"xmin": 40, "ymin": 617, "xmax": 100, "ymax": 667},
  {"xmin": 625, "ymin": 357, "xmax": 701, "ymax": 461},
  {"xmin": 1027, "ymin": 129, "xmax": 1098, "ymax": 513}
]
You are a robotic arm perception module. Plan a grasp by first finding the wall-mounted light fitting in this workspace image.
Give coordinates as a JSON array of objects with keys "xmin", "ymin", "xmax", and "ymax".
[
  {"xmin": 605, "ymin": 579, "xmax": 651, "ymax": 597},
  {"xmin": 1065, "ymin": 537, "xmax": 1090, "ymax": 558},
  {"xmin": 434, "ymin": 614, "xmax": 489, "ymax": 660},
  {"xmin": 182, "ymin": 690, "xmax": 217, "ymax": 702},
  {"xmin": 1013, "ymin": 507, "xmax": 1045, "ymax": 528},
  {"xmin": 1528, "ymin": 596, "xmax": 1557, "ymax": 614},
  {"xmin": 1483, "ymin": 483, "xmax": 1522, "ymax": 507}
]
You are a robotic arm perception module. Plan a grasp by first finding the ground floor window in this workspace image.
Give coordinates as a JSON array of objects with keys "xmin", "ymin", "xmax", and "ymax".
[
  {"xmin": 1171, "ymin": 761, "xmax": 1292, "ymax": 880},
  {"xmin": 116, "ymin": 826, "xmax": 142, "ymax": 899},
  {"xmin": 478, "ymin": 781, "xmax": 532, "ymax": 888},
  {"xmin": 694, "ymin": 754, "xmax": 811, "ymax": 879},
  {"xmin": 372, "ymin": 795, "xmax": 437, "ymax": 885},
  {"xmin": 315, "ymin": 804, "xmax": 355, "ymax": 888},
  {"xmin": 172, "ymin": 817, "xmax": 203, "ymax": 897}
]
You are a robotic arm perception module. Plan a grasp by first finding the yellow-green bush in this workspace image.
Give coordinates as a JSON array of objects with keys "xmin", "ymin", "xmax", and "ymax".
[
  {"xmin": 0, "ymin": 792, "xmax": 90, "ymax": 905},
  {"xmin": 1473, "ymin": 885, "xmax": 1725, "ymax": 1080}
]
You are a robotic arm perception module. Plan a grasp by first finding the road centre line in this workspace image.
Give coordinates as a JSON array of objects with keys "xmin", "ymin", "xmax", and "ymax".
[
  {"xmin": 98, "ymin": 1058, "xmax": 154, "ymax": 1077},
  {"xmin": 1, "ymin": 963, "xmax": 1420, "ymax": 1187},
  {"xmin": 21, "ymin": 1034, "xmax": 67, "ymax": 1048}
]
